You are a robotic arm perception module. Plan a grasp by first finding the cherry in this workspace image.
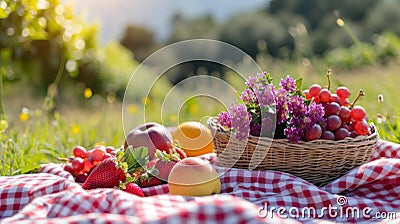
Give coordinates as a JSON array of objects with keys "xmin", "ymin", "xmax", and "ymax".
[
  {"xmin": 321, "ymin": 130, "xmax": 335, "ymax": 140},
  {"xmin": 64, "ymin": 163, "xmax": 74, "ymax": 174},
  {"xmin": 325, "ymin": 102, "xmax": 340, "ymax": 117},
  {"xmin": 91, "ymin": 148, "xmax": 105, "ymax": 162},
  {"xmin": 326, "ymin": 115, "xmax": 342, "ymax": 131},
  {"xmin": 339, "ymin": 106, "xmax": 351, "ymax": 122},
  {"xmin": 350, "ymin": 106, "xmax": 366, "ymax": 121},
  {"xmin": 350, "ymin": 131, "xmax": 359, "ymax": 138},
  {"xmin": 335, "ymin": 128, "xmax": 350, "ymax": 140},
  {"xmin": 306, "ymin": 124, "xmax": 322, "ymax": 141},
  {"xmin": 340, "ymin": 98, "xmax": 350, "ymax": 106},
  {"xmin": 71, "ymin": 157, "xmax": 84, "ymax": 172},
  {"xmin": 312, "ymin": 96, "xmax": 320, "ymax": 103},
  {"xmin": 106, "ymin": 146, "xmax": 115, "ymax": 153},
  {"xmin": 330, "ymin": 94, "xmax": 340, "ymax": 104},
  {"xmin": 309, "ymin": 84, "xmax": 322, "ymax": 97},
  {"xmin": 319, "ymin": 89, "xmax": 331, "ymax": 103},
  {"xmin": 73, "ymin": 146, "xmax": 86, "ymax": 158},
  {"xmin": 336, "ymin": 86, "xmax": 350, "ymax": 99},
  {"xmin": 355, "ymin": 119, "xmax": 370, "ymax": 135},
  {"xmin": 75, "ymin": 173, "xmax": 88, "ymax": 183},
  {"xmin": 84, "ymin": 159, "xmax": 94, "ymax": 173}
]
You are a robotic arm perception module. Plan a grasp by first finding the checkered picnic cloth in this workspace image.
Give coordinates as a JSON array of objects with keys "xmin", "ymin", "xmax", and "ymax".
[{"xmin": 1, "ymin": 139, "xmax": 400, "ymax": 223}]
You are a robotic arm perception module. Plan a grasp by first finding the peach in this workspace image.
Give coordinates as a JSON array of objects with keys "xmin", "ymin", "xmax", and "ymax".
[
  {"xmin": 172, "ymin": 121, "xmax": 214, "ymax": 157},
  {"xmin": 168, "ymin": 157, "xmax": 221, "ymax": 196},
  {"xmin": 124, "ymin": 122, "xmax": 173, "ymax": 159}
]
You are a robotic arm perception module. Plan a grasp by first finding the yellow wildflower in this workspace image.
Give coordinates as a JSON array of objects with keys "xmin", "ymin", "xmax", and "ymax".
[
  {"xmin": 127, "ymin": 104, "xmax": 138, "ymax": 114},
  {"xmin": 19, "ymin": 112, "xmax": 29, "ymax": 122},
  {"xmin": 142, "ymin": 97, "xmax": 150, "ymax": 105},
  {"xmin": 84, "ymin": 88, "xmax": 92, "ymax": 98},
  {"xmin": 72, "ymin": 124, "xmax": 81, "ymax": 135},
  {"xmin": 169, "ymin": 114, "xmax": 177, "ymax": 123}
]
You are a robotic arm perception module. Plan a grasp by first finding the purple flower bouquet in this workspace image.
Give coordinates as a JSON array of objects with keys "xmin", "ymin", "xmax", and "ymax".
[{"xmin": 217, "ymin": 72, "xmax": 326, "ymax": 143}]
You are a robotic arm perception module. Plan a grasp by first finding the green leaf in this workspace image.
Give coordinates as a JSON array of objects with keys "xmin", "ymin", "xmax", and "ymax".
[
  {"xmin": 122, "ymin": 146, "xmax": 149, "ymax": 173},
  {"xmin": 147, "ymin": 167, "xmax": 159, "ymax": 176},
  {"xmin": 296, "ymin": 78, "xmax": 303, "ymax": 90},
  {"xmin": 265, "ymin": 73, "xmax": 273, "ymax": 84}
]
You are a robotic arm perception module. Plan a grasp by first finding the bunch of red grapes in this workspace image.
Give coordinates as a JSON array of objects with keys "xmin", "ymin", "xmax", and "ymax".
[
  {"xmin": 303, "ymin": 84, "xmax": 371, "ymax": 141},
  {"xmin": 63, "ymin": 145, "xmax": 117, "ymax": 183}
]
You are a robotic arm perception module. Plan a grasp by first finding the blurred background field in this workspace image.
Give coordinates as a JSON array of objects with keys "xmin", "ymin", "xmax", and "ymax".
[{"xmin": 1, "ymin": 0, "xmax": 400, "ymax": 175}]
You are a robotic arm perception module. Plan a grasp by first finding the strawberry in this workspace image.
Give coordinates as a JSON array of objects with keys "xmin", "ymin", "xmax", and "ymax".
[
  {"xmin": 173, "ymin": 147, "xmax": 187, "ymax": 160},
  {"xmin": 123, "ymin": 183, "xmax": 144, "ymax": 197},
  {"xmin": 82, "ymin": 158, "xmax": 126, "ymax": 190},
  {"xmin": 148, "ymin": 158, "xmax": 176, "ymax": 181},
  {"xmin": 139, "ymin": 176, "xmax": 163, "ymax": 188}
]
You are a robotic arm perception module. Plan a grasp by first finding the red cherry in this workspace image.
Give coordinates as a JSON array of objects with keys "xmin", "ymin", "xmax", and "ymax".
[
  {"xmin": 326, "ymin": 115, "xmax": 342, "ymax": 131},
  {"xmin": 321, "ymin": 130, "xmax": 335, "ymax": 140},
  {"xmin": 350, "ymin": 106, "xmax": 366, "ymax": 121},
  {"xmin": 309, "ymin": 84, "xmax": 322, "ymax": 97},
  {"xmin": 91, "ymin": 148, "xmax": 105, "ymax": 162},
  {"xmin": 319, "ymin": 89, "xmax": 331, "ymax": 103},
  {"xmin": 325, "ymin": 102, "xmax": 341, "ymax": 117},
  {"xmin": 83, "ymin": 159, "xmax": 94, "ymax": 173},
  {"xmin": 340, "ymin": 98, "xmax": 349, "ymax": 106},
  {"xmin": 73, "ymin": 146, "xmax": 87, "ymax": 158},
  {"xmin": 350, "ymin": 131, "xmax": 359, "ymax": 138},
  {"xmin": 336, "ymin": 86, "xmax": 350, "ymax": 99},
  {"xmin": 355, "ymin": 120, "xmax": 370, "ymax": 135},
  {"xmin": 306, "ymin": 124, "xmax": 322, "ymax": 141},
  {"xmin": 75, "ymin": 173, "xmax": 88, "ymax": 183},
  {"xmin": 330, "ymin": 94, "xmax": 340, "ymax": 104},
  {"xmin": 339, "ymin": 106, "xmax": 351, "ymax": 123},
  {"xmin": 303, "ymin": 90, "xmax": 312, "ymax": 100},
  {"xmin": 335, "ymin": 128, "xmax": 350, "ymax": 140},
  {"xmin": 312, "ymin": 96, "xmax": 320, "ymax": 103},
  {"xmin": 64, "ymin": 163, "xmax": 74, "ymax": 174},
  {"xmin": 106, "ymin": 146, "xmax": 115, "ymax": 153},
  {"xmin": 103, "ymin": 153, "xmax": 113, "ymax": 160},
  {"xmin": 71, "ymin": 157, "xmax": 84, "ymax": 172}
]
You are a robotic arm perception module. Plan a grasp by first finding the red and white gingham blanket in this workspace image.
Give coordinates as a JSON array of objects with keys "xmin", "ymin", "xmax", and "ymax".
[{"xmin": 1, "ymin": 140, "xmax": 400, "ymax": 223}]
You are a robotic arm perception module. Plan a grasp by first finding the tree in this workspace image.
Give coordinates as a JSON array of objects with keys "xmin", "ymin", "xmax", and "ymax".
[
  {"xmin": 167, "ymin": 13, "xmax": 220, "ymax": 43},
  {"xmin": 0, "ymin": 0, "xmax": 99, "ymax": 91},
  {"xmin": 268, "ymin": 0, "xmax": 381, "ymax": 29},
  {"xmin": 120, "ymin": 25, "xmax": 157, "ymax": 62},
  {"xmin": 219, "ymin": 11, "xmax": 294, "ymax": 58},
  {"xmin": 364, "ymin": 1, "xmax": 400, "ymax": 36}
]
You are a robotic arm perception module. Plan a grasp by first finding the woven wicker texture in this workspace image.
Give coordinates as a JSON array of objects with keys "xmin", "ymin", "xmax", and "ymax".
[{"xmin": 208, "ymin": 117, "xmax": 379, "ymax": 186}]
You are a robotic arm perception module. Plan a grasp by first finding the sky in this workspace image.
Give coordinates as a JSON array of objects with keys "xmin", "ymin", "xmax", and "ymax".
[{"xmin": 65, "ymin": 0, "xmax": 268, "ymax": 44}]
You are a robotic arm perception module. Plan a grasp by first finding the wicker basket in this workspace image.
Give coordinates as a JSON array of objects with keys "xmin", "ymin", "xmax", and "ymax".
[{"xmin": 208, "ymin": 117, "xmax": 379, "ymax": 186}]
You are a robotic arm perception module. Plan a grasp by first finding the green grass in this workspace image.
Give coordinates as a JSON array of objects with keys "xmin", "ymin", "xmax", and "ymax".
[{"xmin": 0, "ymin": 101, "xmax": 124, "ymax": 176}]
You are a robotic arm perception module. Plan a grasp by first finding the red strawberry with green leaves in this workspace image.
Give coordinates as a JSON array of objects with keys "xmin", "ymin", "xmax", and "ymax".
[
  {"xmin": 139, "ymin": 176, "xmax": 163, "ymax": 188},
  {"xmin": 81, "ymin": 146, "xmax": 150, "ymax": 190},
  {"xmin": 122, "ymin": 183, "xmax": 144, "ymax": 197},
  {"xmin": 82, "ymin": 158, "xmax": 127, "ymax": 190},
  {"xmin": 130, "ymin": 166, "xmax": 163, "ymax": 188},
  {"xmin": 147, "ymin": 158, "xmax": 176, "ymax": 181},
  {"xmin": 147, "ymin": 149, "xmax": 180, "ymax": 181},
  {"xmin": 172, "ymin": 146, "xmax": 187, "ymax": 161}
]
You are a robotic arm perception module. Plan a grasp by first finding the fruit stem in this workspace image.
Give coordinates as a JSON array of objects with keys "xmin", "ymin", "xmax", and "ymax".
[
  {"xmin": 350, "ymin": 89, "xmax": 365, "ymax": 109},
  {"xmin": 57, "ymin": 157, "xmax": 72, "ymax": 162},
  {"xmin": 326, "ymin": 68, "xmax": 331, "ymax": 90}
]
